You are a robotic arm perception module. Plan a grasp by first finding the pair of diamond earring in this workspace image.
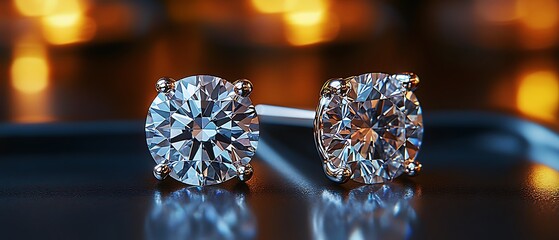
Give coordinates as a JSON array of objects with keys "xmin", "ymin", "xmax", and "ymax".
[{"xmin": 145, "ymin": 73, "xmax": 423, "ymax": 186}]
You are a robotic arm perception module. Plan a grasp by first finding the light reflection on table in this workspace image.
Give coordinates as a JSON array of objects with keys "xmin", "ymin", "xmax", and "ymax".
[
  {"xmin": 311, "ymin": 183, "xmax": 417, "ymax": 240},
  {"xmin": 145, "ymin": 187, "xmax": 256, "ymax": 240}
]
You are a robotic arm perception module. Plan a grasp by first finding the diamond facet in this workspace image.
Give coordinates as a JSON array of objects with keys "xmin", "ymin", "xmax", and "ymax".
[
  {"xmin": 145, "ymin": 75, "xmax": 259, "ymax": 186},
  {"xmin": 315, "ymin": 73, "xmax": 423, "ymax": 184}
]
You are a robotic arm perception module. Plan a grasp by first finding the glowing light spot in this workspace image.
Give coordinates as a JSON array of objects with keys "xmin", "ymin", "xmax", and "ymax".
[
  {"xmin": 42, "ymin": 16, "xmax": 96, "ymax": 45},
  {"xmin": 251, "ymin": 0, "xmax": 294, "ymax": 13},
  {"xmin": 283, "ymin": 0, "xmax": 326, "ymax": 26},
  {"xmin": 38, "ymin": 0, "xmax": 96, "ymax": 45},
  {"xmin": 285, "ymin": 11, "xmax": 324, "ymax": 26},
  {"xmin": 285, "ymin": 16, "xmax": 339, "ymax": 46},
  {"xmin": 281, "ymin": 0, "xmax": 338, "ymax": 46},
  {"xmin": 10, "ymin": 45, "xmax": 49, "ymax": 94},
  {"xmin": 285, "ymin": 24, "xmax": 323, "ymax": 46},
  {"xmin": 529, "ymin": 164, "xmax": 559, "ymax": 193},
  {"xmin": 9, "ymin": 40, "xmax": 55, "ymax": 123},
  {"xmin": 43, "ymin": 13, "xmax": 81, "ymax": 27},
  {"xmin": 14, "ymin": 0, "xmax": 58, "ymax": 16},
  {"xmin": 517, "ymin": 70, "xmax": 559, "ymax": 121},
  {"xmin": 517, "ymin": 0, "xmax": 559, "ymax": 30},
  {"xmin": 286, "ymin": 26, "xmax": 321, "ymax": 46}
]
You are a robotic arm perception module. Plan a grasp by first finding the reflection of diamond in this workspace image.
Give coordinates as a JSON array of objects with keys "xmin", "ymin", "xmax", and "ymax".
[
  {"xmin": 315, "ymin": 73, "xmax": 423, "ymax": 184},
  {"xmin": 145, "ymin": 188, "xmax": 256, "ymax": 240},
  {"xmin": 312, "ymin": 184, "xmax": 416, "ymax": 240},
  {"xmin": 145, "ymin": 75, "xmax": 260, "ymax": 186}
]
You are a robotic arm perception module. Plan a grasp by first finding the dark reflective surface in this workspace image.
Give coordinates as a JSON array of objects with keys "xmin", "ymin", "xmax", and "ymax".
[{"xmin": 0, "ymin": 113, "xmax": 558, "ymax": 239}]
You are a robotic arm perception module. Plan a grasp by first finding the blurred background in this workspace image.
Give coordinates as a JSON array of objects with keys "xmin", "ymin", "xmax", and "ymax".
[{"xmin": 1, "ymin": 0, "xmax": 558, "ymax": 128}]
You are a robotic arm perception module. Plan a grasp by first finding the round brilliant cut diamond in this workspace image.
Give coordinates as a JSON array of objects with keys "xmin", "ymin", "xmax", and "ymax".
[
  {"xmin": 315, "ymin": 73, "xmax": 423, "ymax": 184},
  {"xmin": 145, "ymin": 75, "xmax": 259, "ymax": 186}
]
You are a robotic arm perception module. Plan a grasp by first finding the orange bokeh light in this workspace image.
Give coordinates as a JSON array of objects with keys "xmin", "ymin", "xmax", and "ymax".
[
  {"xmin": 517, "ymin": 0, "xmax": 559, "ymax": 30},
  {"xmin": 40, "ymin": 0, "xmax": 96, "ymax": 45},
  {"xmin": 251, "ymin": 0, "xmax": 294, "ymax": 14},
  {"xmin": 517, "ymin": 70, "xmax": 559, "ymax": 121},
  {"xmin": 14, "ymin": 0, "xmax": 96, "ymax": 45},
  {"xmin": 251, "ymin": 0, "xmax": 338, "ymax": 46},
  {"xmin": 14, "ymin": 0, "xmax": 58, "ymax": 17},
  {"xmin": 528, "ymin": 164, "xmax": 559, "ymax": 193},
  {"xmin": 42, "ymin": 16, "xmax": 97, "ymax": 45},
  {"xmin": 10, "ymin": 42, "xmax": 49, "ymax": 94},
  {"xmin": 9, "ymin": 39, "xmax": 54, "ymax": 123}
]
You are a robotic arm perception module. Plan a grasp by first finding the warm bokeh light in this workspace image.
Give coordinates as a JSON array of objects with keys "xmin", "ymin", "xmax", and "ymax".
[
  {"xmin": 283, "ymin": 0, "xmax": 327, "ymax": 26},
  {"xmin": 516, "ymin": 0, "xmax": 559, "ymax": 49},
  {"xmin": 40, "ymin": 0, "xmax": 96, "ymax": 45},
  {"xmin": 474, "ymin": 0, "xmax": 521, "ymax": 23},
  {"xmin": 14, "ymin": 0, "xmax": 58, "ymax": 17},
  {"xmin": 474, "ymin": 0, "xmax": 559, "ymax": 49},
  {"xmin": 9, "ymin": 40, "xmax": 54, "ymax": 123},
  {"xmin": 43, "ymin": 13, "xmax": 82, "ymax": 27},
  {"xmin": 282, "ymin": 0, "xmax": 338, "ymax": 46},
  {"xmin": 42, "ymin": 16, "xmax": 96, "ymax": 45},
  {"xmin": 251, "ymin": 0, "xmax": 338, "ymax": 46},
  {"xmin": 285, "ymin": 18, "xmax": 339, "ymax": 46},
  {"xmin": 11, "ymin": 57, "xmax": 49, "ymax": 94},
  {"xmin": 476, "ymin": 0, "xmax": 559, "ymax": 29},
  {"xmin": 517, "ymin": 70, "xmax": 559, "ymax": 121},
  {"xmin": 517, "ymin": 0, "xmax": 559, "ymax": 30},
  {"xmin": 529, "ymin": 164, "xmax": 559, "ymax": 193},
  {"xmin": 14, "ymin": 0, "xmax": 96, "ymax": 45},
  {"xmin": 10, "ymin": 43, "xmax": 49, "ymax": 94},
  {"xmin": 251, "ymin": 0, "xmax": 294, "ymax": 13},
  {"xmin": 285, "ymin": 11, "xmax": 324, "ymax": 26}
]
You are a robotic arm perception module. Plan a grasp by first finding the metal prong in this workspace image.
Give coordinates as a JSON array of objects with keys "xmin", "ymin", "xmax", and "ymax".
[
  {"xmin": 233, "ymin": 79, "xmax": 253, "ymax": 97},
  {"xmin": 320, "ymin": 78, "xmax": 351, "ymax": 97},
  {"xmin": 395, "ymin": 72, "xmax": 420, "ymax": 91},
  {"xmin": 155, "ymin": 77, "xmax": 176, "ymax": 93},
  {"xmin": 237, "ymin": 163, "xmax": 254, "ymax": 182},
  {"xmin": 153, "ymin": 163, "xmax": 171, "ymax": 180},
  {"xmin": 404, "ymin": 160, "xmax": 422, "ymax": 176},
  {"xmin": 323, "ymin": 162, "xmax": 351, "ymax": 184}
]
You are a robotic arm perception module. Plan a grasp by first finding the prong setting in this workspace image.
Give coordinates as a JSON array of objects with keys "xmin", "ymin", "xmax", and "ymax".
[
  {"xmin": 394, "ymin": 72, "xmax": 420, "ymax": 91},
  {"xmin": 236, "ymin": 164, "xmax": 254, "ymax": 182},
  {"xmin": 155, "ymin": 77, "xmax": 176, "ymax": 93},
  {"xmin": 404, "ymin": 161, "xmax": 422, "ymax": 176},
  {"xmin": 233, "ymin": 79, "xmax": 253, "ymax": 97},
  {"xmin": 153, "ymin": 163, "xmax": 171, "ymax": 180},
  {"xmin": 320, "ymin": 78, "xmax": 351, "ymax": 97},
  {"xmin": 323, "ymin": 162, "xmax": 352, "ymax": 184},
  {"xmin": 147, "ymin": 75, "xmax": 259, "ymax": 186}
]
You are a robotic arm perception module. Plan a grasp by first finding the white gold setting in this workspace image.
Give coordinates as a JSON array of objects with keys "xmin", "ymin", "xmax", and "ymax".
[
  {"xmin": 314, "ymin": 72, "xmax": 424, "ymax": 184},
  {"xmin": 145, "ymin": 75, "xmax": 259, "ymax": 186}
]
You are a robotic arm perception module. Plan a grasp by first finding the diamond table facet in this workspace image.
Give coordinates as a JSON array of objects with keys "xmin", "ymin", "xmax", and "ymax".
[
  {"xmin": 315, "ymin": 73, "xmax": 423, "ymax": 184},
  {"xmin": 146, "ymin": 75, "xmax": 259, "ymax": 186}
]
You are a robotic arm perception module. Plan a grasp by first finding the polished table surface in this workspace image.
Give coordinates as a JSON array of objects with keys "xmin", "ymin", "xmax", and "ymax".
[{"xmin": 0, "ymin": 112, "xmax": 558, "ymax": 240}]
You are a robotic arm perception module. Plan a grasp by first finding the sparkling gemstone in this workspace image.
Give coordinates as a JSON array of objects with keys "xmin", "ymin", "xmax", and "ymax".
[
  {"xmin": 315, "ymin": 73, "xmax": 423, "ymax": 184},
  {"xmin": 145, "ymin": 75, "xmax": 259, "ymax": 186}
]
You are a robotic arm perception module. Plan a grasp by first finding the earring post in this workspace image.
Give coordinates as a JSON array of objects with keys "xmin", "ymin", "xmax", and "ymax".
[{"xmin": 255, "ymin": 104, "xmax": 315, "ymax": 127}]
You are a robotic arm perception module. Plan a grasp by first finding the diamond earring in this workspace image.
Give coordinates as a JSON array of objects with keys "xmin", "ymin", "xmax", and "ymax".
[
  {"xmin": 314, "ymin": 72, "xmax": 423, "ymax": 184},
  {"xmin": 145, "ymin": 75, "xmax": 260, "ymax": 186}
]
